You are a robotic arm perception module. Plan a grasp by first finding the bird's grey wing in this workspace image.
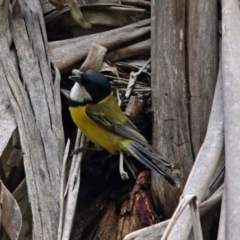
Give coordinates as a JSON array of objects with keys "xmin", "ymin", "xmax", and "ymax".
[{"xmin": 86, "ymin": 97, "xmax": 148, "ymax": 146}]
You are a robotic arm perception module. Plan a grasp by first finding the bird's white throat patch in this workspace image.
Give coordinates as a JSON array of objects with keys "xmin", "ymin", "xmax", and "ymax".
[{"xmin": 70, "ymin": 83, "xmax": 92, "ymax": 103}]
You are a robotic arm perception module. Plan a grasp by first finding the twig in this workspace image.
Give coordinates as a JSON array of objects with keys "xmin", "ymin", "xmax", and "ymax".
[
  {"xmin": 61, "ymin": 130, "xmax": 85, "ymax": 239},
  {"xmin": 161, "ymin": 195, "xmax": 203, "ymax": 240},
  {"xmin": 125, "ymin": 58, "xmax": 150, "ymax": 98},
  {"xmin": 58, "ymin": 139, "xmax": 70, "ymax": 240},
  {"xmin": 106, "ymin": 39, "xmax": 150, "ymax": 62},
  {"xmin": 104, "ymin": 74, "xmax": 129, "ymax": 82},
  {"xmin": 117, "ymin": 88, "xmax": 151, "ymax": 92}
]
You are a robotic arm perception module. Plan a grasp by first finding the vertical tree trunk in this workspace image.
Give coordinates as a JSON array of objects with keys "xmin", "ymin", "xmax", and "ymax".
[
  {"xmin": 151, "ymin": 0, "xmax": 218, "ymax": 217},
  {"xmin": 188, "ymin": 0, "xmax": 218, "ymax": 157},
  {"xmin": 151, "ymin": 0, "xmax": 193, "ymax": 217}
]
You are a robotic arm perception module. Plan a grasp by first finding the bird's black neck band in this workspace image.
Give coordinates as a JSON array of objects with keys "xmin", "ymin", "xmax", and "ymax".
[{"xmin": 69, "ymin": 99, "xmax": 92, "ymax": 107}]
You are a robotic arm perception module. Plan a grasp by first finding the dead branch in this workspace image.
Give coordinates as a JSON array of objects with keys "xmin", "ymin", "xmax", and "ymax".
[
  {"xmin": 49, "ymin": 19, "xmax": 150, "ymax": 72},
  {"xmin": 0, "ymin": 0, "xmax": 64, "ymax": 238},
  {"xmin": 80, "ymin": 43, "xmax": 107, "ymax": 72},
  {"xmin": 121, "ymin": 0, "xmax": 151, "ymax": 8},
  {"xmin": 44, "ymin": 3, "xmax": 148, "ymax": 28},
  {"xmin": 58, "ymin": 139, "xmax": 70, "ymax": 240},
  {"xmin": 60, "ymin": 131, "xmax": 84, "ymax": 240},
  {"xmin": 106, "ymin": 39, "xmax": 150, "ymax": 62}
]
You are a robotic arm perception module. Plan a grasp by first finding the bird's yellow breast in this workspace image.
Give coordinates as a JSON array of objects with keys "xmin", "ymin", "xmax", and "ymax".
[{"xmin": 69, "ymin": 105, "xmax": 125, "ymax": 154}]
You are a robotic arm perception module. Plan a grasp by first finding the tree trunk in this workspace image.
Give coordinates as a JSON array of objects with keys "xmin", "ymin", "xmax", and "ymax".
[{"xmin": 151, "ymin": 0, "xmax": 218, "ymax": 217}]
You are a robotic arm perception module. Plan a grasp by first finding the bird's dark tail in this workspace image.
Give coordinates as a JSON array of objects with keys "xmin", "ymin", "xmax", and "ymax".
[{"xmin": 126, "ymin": 142, "xmax": 178, "ymax": 187}]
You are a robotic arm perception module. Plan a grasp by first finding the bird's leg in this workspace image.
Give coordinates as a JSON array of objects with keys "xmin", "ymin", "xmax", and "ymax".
[
  {"xmin": 119, "ymin": 151, "xmax": 129, "ymax": 180},
  {"xmin": 70, "ymin": 147, "xmax": 99, "ymax": 156},
  {"xmin": 123, "ymin": 156, "xmax": 137, "ymax": 179}
]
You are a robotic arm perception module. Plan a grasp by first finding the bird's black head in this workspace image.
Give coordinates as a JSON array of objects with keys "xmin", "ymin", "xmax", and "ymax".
[{"xmin": 69, "ymin": 70, "xmax": 112, "ymax": 105}]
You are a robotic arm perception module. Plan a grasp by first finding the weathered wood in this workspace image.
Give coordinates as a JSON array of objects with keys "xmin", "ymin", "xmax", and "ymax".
[
  {"xmin": 168, "ymin": 66, "xmax": 223, "ymax": 239},
  {"xmin": 124, "ymin": 220, "xmax": 169, "ymax": 240},
  {"xmin": 92, "ymin": 170, "xmax": 156, "ymax": 240},
  {"xmin": 44, "ymin": 3, "xmax": 149, "ymax": 27},
  {"xmin": 217, "ymin": 189, "xmax": 226, "ymax": 240},
  {"xmin": 222, "ymin": 0, "xmax": 240, "ymax": 238},
  {"xmin": 18, "ymin": 0, "xmax": 64, "ymax": 163},
  {"xmin": 0, "ymin": 0, "xmax": 64, "ymax": 238},
  {"xmin": 0, "ymin": 180, "xmax": 22, "ymax": 240},
  {"xmin": 124, "ymin": 184, "xmax": 223, "ymax": 239},
  {"xmin": 151, "ymin": 0, "xmax": 218, "ymax": 218},
  {"xmin": 125, "ymin": 96, "xmax": 143, "ymax": 121},
  {"xmin": 121, "ymin": 0, "xmax": 150, "ymax": 8},
  {"xmin": 106, "ymin": 39, "xmax": 150, "ymax": 62},
  {"xmin": 188, "ymin": 0, "xmax": 218, "ymax": 157},
  {"xmin": 80, "ymin": 43, "xmax": 107, "ymax": 72},
  {"xmin": 0, "ymin": 88, "xmax": 16, "ymax": 158},
  {"xmin": 151, "ymin": 0, "xmax": 193, "ymax": 217},
  {"xmin": 117, "ymin": 170, "xmax": 156, "ymax": 239},
  {"xmin": 49, "ymin": 19, "xmax": 150, "ymax": 72}
]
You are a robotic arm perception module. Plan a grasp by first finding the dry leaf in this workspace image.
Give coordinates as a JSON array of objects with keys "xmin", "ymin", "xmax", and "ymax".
[
  {"xmin": 0, "ymin": 180, "xmax": 22, "ymax": 240},
  {"xmin": 0, "ymin": 89, "xmax": 16, "ymax": 158},
  {"xmin": 67, "ymin": 0, "xmax": 91, "ymax": 28}
]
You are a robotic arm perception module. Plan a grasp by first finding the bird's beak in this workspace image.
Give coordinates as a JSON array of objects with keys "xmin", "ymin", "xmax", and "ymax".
[{"xmin": 68, "ymin": 75, "xmax": 81, "ymax": 83}]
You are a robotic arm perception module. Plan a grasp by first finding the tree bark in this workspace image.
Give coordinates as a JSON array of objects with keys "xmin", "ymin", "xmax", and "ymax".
[
  {"xmin": 151, "ymin": 0, "xmax": 218, "ymax": 217},
  {"xmin": 188, "ymin": 0, "xmax": 218, "ymax": 157},
  {"xmin": 151, "ymin": 0, "xmax": 193, "ymax": 217},
  {"xmin": 0, "ymin": 0, "xmax": 64, "ymax": 239}
]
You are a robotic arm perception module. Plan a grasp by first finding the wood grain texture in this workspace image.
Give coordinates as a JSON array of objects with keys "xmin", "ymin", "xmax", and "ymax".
[
  {"xmin": 0, "ymin": 0, "xmax": 64, "ymax": 239},
  {"xmin": 49, "ymin": 19, "xmax": 150, "ymax": 72},
  {"xmin": 168, "ymin": 66, "xmax": 223, "ymax": 240},
  {"xmin": 0, "ymin": 88, "xmax": 16, "ymax": 158},
  {"xmin": 222, "ymin": 0, "xmax": 240, "ymax": 238},
  {"xmin": 151, "ymin": 0, "xmax": 218, "ymax": 218},
  {"xmin": 151, "ymin": 0, "xmax": 193, "ymax": 217},
  {"xmin": 188, "ymin": 0, "xmax": 218, "ymax": 157}
]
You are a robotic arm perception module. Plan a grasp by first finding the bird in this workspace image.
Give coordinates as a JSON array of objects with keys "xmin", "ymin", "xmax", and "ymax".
[{"xmin": 68, "ymin": 70, "xmax": 177, "ymax": 186}]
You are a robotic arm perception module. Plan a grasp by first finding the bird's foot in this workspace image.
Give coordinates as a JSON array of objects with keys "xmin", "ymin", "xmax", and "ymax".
[
  {"xmin": 120, "ymin": 171, "xmax": 129, "ymax": 180},
  {"xmin": 119, "ymin": 151, "xmax": 129, "ymax": 180}
]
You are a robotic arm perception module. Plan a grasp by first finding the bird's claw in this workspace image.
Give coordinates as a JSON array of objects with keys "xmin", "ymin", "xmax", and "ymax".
[{"xmin": 120, "ymin": 171, "xmax": 129, "ymax": 180}]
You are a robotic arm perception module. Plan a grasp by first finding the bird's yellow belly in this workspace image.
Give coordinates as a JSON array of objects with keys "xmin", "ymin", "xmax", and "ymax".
[{"xmin": 69, "ymin": 106, "xmax": 123, "ymax": 154}]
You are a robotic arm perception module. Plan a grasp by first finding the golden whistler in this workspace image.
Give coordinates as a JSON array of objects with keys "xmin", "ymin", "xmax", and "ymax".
[{"xmin": 69, "ymin": 70, "xmax": 176, "ymax": 186}]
